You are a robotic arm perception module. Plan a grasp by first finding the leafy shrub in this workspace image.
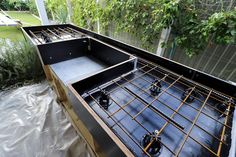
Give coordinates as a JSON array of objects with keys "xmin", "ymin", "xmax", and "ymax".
[
  {"xmin": 27, "ymin": 0, "xmax": 38, "ymax": 16},
  {"xmin": 71, "ymin": 0, "xmax": 236, "ymax": 56},
  {"xmin": 0, "ymin": 0, "xmax": 29, "ymax": 11},
  {"xmin": 0, "ymin": 0, "xmax": 15, "ymax": 10},
  {"xmin": 71, "ymin": 0, "xmax": 98, "ymax": 31},
  {"xmin": 0, "ymin": 41, "xmax": 44, "ymax": 90},
  {"xmin": 55, "ymin": 5, "xmax": 68, "ymax": 24},
  {"xmin": 45, "ymin": 0, "xmax": 68, "ymax": 22},
  {"xmin": 0, "ymin": 0, "xmax": 37, "ymax": 14}
]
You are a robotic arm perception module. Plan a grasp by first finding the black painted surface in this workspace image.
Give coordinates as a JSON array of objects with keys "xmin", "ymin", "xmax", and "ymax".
[
  {"xmin": 73, "ymin": 61, "xmax": 232, "ymax": 157},
  {"xmin": 68, "ymin": 89, "xmax": 127, "ymax": 157},
  {"xmin": 73, "ymin": 60, "xmax": 135, "ymax": 94},
  {"xmin": 90, "ymin": 39, "xmax": 130, "ymax": 66},
  {"xmin": 68, "ymin": 24, "xmax": 236, "ymax": 98},
  {"xmin": 22, "ymin": 24, "xmax": 236, "ymax": 98},
  {"xmin": 21, "ymin": 24, "xmax": 235, "ymax": 157},
  {"xmin": 37, "ymin": 38, "xmax": 89, "ymax": 64}
]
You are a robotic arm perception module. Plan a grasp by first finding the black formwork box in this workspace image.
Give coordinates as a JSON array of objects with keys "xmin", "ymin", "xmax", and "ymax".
[{"xmin": 22, "ymin": 24, "xmax": 236, "ymax": 157}]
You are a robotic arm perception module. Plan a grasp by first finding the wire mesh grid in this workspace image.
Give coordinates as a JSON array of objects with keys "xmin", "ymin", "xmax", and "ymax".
[
  {"xmin": 81, "ymin": 57, "xmax": 234, "ymax": 157},
  {"xmin": 194, "ymin": 0, "xmax": 236, "ymax": 19},
  {"xmin": 29, "ymin": 27, "xmax": 85, "ymax": 44}
]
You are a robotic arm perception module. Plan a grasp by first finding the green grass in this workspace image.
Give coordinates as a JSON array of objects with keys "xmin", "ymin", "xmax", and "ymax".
[
  {"xmin": 0, "ymin": 27, "xmax": 24, "ymax": 42},
  {"xmin": 6, "ymin": 11, "xmax": 41, "ymax": 26},
  {"xmin": 0, "ymin": 12, "xmax": 43, "ymax": 90},
  {"xmin": 0, "ymin": 11, "xmax": 41, "ymax": 44}
]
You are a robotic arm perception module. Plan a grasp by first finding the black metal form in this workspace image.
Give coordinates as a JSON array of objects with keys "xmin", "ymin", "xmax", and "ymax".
[
  {"xmin": 21, "ymin": 24, "xmax": 236, "ymax": 98},
  {"xmin": 21, "ymin": 24, "xmax": 236, "ymax": 157},
  {"xmin": 22, "ymin": 25, "xmax": 86, "ymax": 45},
  {"xmin": 73, "ymin": 58, "xmax": 235, "ymax": 157},
  {"xmin": 62, "ymin": 24, "xmax": 236, "ymax": 98}
]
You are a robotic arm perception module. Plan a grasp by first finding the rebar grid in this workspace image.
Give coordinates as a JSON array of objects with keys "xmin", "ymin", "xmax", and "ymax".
[
  {"xmin": 58, "ymin": 27, "xmax": 76, "ymax": 37},
  {"xmin": 143, "ymin": 87, "xmax": 196, "ymax": 152},
  {"xmin": 29, "ymin": 30, "xmax": 42, "ymax": 44},
  {"xmin": 111, "ymin": 78, "xmax": 184, "ymax": 130},
  {"xmin": 120, "ymin": 76, "xmax": 228, "ymax": 146},
  {"xmin": 66, "ymin": 27, "xmax": 85, "ymax": 36},
  {"xmin": 137, "ymin": 70, "xmax": 233, "ymax": 129},
  {"xmin": 136, "ymin": 59, "xmax": 233, "ymax": 156},
  {"xmin": 107, "ymin": 91, "xmax": 176, "ymax": 155},
  {"xmin": 84, "ymin": 58, "xmax": 233, "ymax": 157},
  {"xmin": 83, "ymin": 62, "xmax": 158, "ymax": 99},
  {"xmin": 88, "ymin": 93, "xmax": 152, "ymax": 157},
  {"xmin": 46, "ymin": 28, "xmax": 61, "ymax": 39},
  {"xmin": 138, "ymin": 58, "xmax": 235, "ymax": 117},
  {"xmin": 131, "ymin": 75, "xmax": 182, "ymax": 120},
  {"xmin": 116, "ymin": 81, "xmax": 227, "ymax": 156},
  {"xmin": 111, "ymin": 76, "xmax": 227, "ymax": 156},
  {"xmin": 108, "ymin": 74, "xmax": 168, "ymax": 118},
  {"xmin": 110, "ymin": 58, "xmax": 234, "ymax": 127},
  {"xmin": 138, "ymin": 58, "xmax": 235, "ymax": 104},
  {"xmin": 217, "ymin": 98, "xmax": 232, "ymax": 156},
  {"xmin": 29, "ymin": 27, "xmax": 84, "ymax": 44},
  {"xmin": 175, "ymin": 89, "xmax": 213, "ymax": 156},
  {"xmin": 96, "ymin": 63, "xmax": 156, "ymax": 97}
]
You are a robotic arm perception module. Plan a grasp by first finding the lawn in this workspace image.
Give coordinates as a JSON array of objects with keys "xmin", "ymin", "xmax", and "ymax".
[
  {"xmin": 0, "ymin": 11, "xmax": 43, "ymax": 89},
  {"xmin": 6, "ymin": 11, "xmax": 41, "ymax": 26},
  {"xmin": 0, "ymin": 11, "xmax": 41, "ymax": 44},
  {"xmin": 0, "ymin": 26, "xmax": 24, "ymax": 42}
]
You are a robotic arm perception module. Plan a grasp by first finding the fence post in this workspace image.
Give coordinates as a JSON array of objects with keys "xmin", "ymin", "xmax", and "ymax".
[
  {"xmin": 66, "ymin": 0, "xmax": 73, "ymax": 23},
  {"xmin": 156, "ymin": 28, "xmax": 171, "ymax": 56},
  {"xmin": 35, "ymin": 0, "xmax": 49, "ymax": 25},
  {"xmin": 96, "ymin": 0, "xmax": 100, "ymax": 34}
]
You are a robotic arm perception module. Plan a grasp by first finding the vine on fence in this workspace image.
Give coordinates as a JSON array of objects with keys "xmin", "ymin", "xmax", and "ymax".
[
  {"xmin": 1, "ymin": 0, "xmax": 235, "ymax": 56},
  {"xmin": 57, "ymin": 0, "xmax": 236, "ymax": 56},
  {"xmin": 71, "ymin": 0, "xmax": 98, "ymax": 30}
]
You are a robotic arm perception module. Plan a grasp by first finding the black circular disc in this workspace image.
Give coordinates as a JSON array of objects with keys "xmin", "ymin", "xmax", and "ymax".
[
  {"xmin": 181, "ymin": 88, "xmax": 196, "ymax": 103},
  {"xmin": 141, "ymin": 131, "xmax": 162, "ymax": 156}
]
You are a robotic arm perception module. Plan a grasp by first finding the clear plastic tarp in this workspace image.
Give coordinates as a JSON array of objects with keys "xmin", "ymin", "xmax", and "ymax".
[
  {"xmin": 0, "ymin": 81, "xmax": 235, "ymax": 157},
  {"xmin": 0, "ymin": 82, "xmax": 95, "ymax": 157}
]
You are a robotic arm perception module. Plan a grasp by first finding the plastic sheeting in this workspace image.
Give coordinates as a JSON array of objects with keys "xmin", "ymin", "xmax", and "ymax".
[{"xmin": 0, "ymin": 82, "xmax": 95, "ymax": 157}]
